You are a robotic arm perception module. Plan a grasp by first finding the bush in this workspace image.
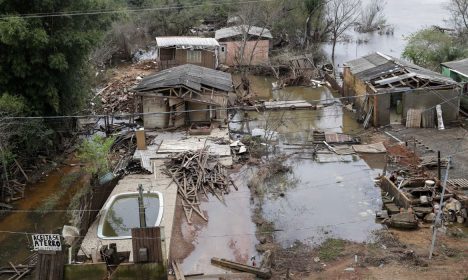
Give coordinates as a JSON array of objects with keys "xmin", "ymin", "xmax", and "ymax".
[{"xmin": 77, "ymin": 135, "xmax": 115, "ymax": 176}]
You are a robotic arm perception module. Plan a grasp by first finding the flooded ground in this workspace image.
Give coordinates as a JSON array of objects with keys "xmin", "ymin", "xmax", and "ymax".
[
  {"xmin": 327, "ymin": 0, "xmax": 449, "ymax": 66},
  {"xmin": 231, "ymin": 77, "xmax": 383, "ymax": 248},
  {"xmin": 180, "ymin": 166, "xmax": 258, "ymax": 274},
  {"xmin": 0, "ymin": 158, "xmax": 88, "ymax": 267}
]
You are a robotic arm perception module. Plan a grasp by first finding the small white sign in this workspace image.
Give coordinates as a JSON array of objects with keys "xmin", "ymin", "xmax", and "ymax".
[{"xmin": 32, "ymin": 234, "xmax": 62, "ymax": 251}]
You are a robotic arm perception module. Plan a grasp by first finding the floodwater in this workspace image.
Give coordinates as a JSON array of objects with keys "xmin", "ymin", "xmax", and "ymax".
[
  {"xmin": 180, "ymin": 166, "xmax": 259, "ymax": 274},
  {"xmin": 232, "ymin": 76, "xmax": 383, "ymax": 247},
  {"xmin": 327, "ymin": 0, "xmax": 449, "ymax": 66},
  {"xmin": 102, "ymin": 194, "xmax": 160, "ymax": 237},
  {"xmin": 0, "ymin": 158, "xmax": 88, "ymax": 267}
]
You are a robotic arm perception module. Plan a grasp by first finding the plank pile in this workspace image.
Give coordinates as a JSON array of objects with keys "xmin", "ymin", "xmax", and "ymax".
[{"xmin": 164, "ymin": 147, "xmax": 237, "ymax": 223}]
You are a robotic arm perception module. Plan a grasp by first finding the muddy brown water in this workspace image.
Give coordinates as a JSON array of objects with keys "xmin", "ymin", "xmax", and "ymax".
[
  {"xmin": 180, "ymin": 78, "xmax": 384, "ymax": 273},
  {"xmin": 237, "ymin": 82, "xmax": 384, "ymax": 247},
  {"xmin": 180, "ymin": 166, "xmax": 259, "ymax": 274},
  {"xmin": 0, "ymin": 158, "xmax": 88, "ymax": 267}
]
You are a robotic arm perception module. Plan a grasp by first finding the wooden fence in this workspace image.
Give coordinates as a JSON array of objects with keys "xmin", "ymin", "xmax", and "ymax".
[{"xmin": 34, "ymin": 251, "xmax": 65, "ymax": 280}]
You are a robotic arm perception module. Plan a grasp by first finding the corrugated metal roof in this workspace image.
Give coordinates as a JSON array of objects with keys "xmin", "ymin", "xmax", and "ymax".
[
  {"xmin": 156, "ymin": 37, "xmax": 219, "ymax": 48},
  {"xmin": 441, "ymin": 58, "xmax": 468, "ymax": 76},
  {"xmin": 134, "ymin": 64, "xmax": 232, "ymax": 93},
  {"xmin": 345, "ymin": 52, "xmax": 456, "ymax": 85},
  {"xmin": 215, "ymin": 25, "xmax": 273, "ymax": 40}
]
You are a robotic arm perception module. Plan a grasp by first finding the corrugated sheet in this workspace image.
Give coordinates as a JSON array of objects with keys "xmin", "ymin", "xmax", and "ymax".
[
  {"xmin": 441, "ymin": 58, "xmax": 468, "ymax": 76},
  {"xmin": 345, "ymin": 52, "xmax": 457, "ymax": 85},
  {"xmin": 156, "ymin": 37, "xmax": 219, "ymax": 48},
  {"xmin": 134, "ymin": 64, "xmax": 232, "ymax": 93},
  {"xmin": 215, "ymin": 25, "xmax": 273, "ymax": 40}
]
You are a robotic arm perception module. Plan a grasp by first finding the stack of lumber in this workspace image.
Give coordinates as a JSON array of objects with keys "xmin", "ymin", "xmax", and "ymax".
[{"xmin": 164, "ymin": 147, "xmax": 237, "ymax": 223}]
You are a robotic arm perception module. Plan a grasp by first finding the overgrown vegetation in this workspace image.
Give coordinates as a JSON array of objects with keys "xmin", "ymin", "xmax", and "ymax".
[
  {"xmin": 403, "ymin": 28, "xmax": 468, "ymax": 71},
  {"xmin": 77, "ymin": 135, "xmax": 115, "ymax": 176}
]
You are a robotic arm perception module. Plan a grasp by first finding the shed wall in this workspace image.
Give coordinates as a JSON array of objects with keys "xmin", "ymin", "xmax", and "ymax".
[
  {"xmin": 402, "ymin": 88, "xmax": 460, "ymax": 123},
  {"xmin": 223, "ymin": 40, "xmax": 269, "ymax": 66},
  {"xmin": 143, "ymin": 97, "xmax": 169, "ymax": 128},
  {"xmin": 174, "ymin": 49, "xmax": 216, "ymax": 69}
]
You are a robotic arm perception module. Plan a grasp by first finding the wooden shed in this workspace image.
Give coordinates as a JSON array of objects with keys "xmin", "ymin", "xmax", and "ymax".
[
  {"xmin": 134, "ymin": 64, "xmax": 232, "ymax": 129},
  {"xmin": 156, "ymin": 37, "xmax": 219, "ymax": 70},
  {"xmin": 342, "ymin": 52, "xmax": 460, "ymax": 127}
]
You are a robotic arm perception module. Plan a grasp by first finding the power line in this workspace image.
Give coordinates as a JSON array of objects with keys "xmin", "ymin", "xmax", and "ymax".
[
  {"xmin": 0, "ymin": 0, "xmax": 275, "ymax": 19},
  {"xmin": 3, "ymin": 87, "xmax": 459, "ymax": 120}
]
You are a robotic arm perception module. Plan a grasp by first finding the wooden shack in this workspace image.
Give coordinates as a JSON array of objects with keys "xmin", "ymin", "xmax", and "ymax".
[
  {"xmin": 134, "ymin": 64, "xmax": 232, "ymax": 129},
  {"xmin": 156, "ymin": 37, "xmax": 219, "ymax": 70},
  {"xmin": 342, "ymin": 52, "xmax": 460, "ymax": 127}
]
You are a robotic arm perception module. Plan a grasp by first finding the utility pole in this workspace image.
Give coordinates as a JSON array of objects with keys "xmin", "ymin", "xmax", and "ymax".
[
  {"xmin": 428, "ymin": 156, "xmax": 451, "ymax": 259},
  {"xmin": 138, "ymin": 184, "xmax": 147, "ymax": 228}
]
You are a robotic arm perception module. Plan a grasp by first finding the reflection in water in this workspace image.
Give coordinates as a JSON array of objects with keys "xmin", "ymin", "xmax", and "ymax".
[
  {"xmin": 262, "ymin": 158, "xmax": 382, "ymax": 247},
  {"xmin": 231, "ymin": 79, "xmax": 384, "ymax": 247},
  {"xmin": 102, "ymin": 194, "xmax": 160, "ymax": 237}
]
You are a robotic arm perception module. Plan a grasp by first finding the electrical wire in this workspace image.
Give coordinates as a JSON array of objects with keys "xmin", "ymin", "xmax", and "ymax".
[{"xmin": 0, "ymin": 0, "xmax": 276, "ymax": 19}]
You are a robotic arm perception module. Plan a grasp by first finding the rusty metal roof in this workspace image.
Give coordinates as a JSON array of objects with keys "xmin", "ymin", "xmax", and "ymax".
[
  {"xmin": 156, "ymin": 37, "xmax": 219, "ymax": 49},
  {"xmin": 133, "ymin": 64, "xmax": 232, "ymax": 93},
  {"xmin": 344, "ymin": 52, "xmax": 456, "ymax": 86}
]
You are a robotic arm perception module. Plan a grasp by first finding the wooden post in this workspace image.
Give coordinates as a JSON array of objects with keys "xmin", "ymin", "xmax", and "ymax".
[
  {"xmin": 34, "ymin": 251, "xmax": 65, "ymax": 280},
  {"xmin": 138, "ymin": 184, "xmax": 147, "ymax": 228},
  {"xmin": 437, "ymin": 151, "xmax": 441, "ymax": 180}
]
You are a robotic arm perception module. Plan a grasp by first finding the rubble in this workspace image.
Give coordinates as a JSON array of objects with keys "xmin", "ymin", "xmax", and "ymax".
[
  {"xmin": 95, "ymin": 61, "xmax": 157, "ymax": 114},
  {"xmin": 163, "ymin": 147, "xmax": 236, "ymax": 223}
]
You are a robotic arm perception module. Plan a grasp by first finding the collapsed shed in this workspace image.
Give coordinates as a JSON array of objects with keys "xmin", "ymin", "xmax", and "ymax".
[
  {"xmin": 156, "ymin": 36, "xmax": 219, "ymax": 70},
  {"xmin": 343, "ymin": 52, "xmax": 460, "ymax": 127},
  {"xmin": 134, "ymin": 64, "xmax": 232, "ymax": 129}
]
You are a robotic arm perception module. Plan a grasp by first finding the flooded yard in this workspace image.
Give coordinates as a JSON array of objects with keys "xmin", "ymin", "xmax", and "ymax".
[{"xmin": 232, "ymin": 77, "xmax": 383, "ymax": 247}]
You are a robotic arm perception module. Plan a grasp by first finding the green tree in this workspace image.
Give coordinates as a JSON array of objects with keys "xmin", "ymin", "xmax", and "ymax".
[
  {"xmin": 403, "ymin": 28, "xmax": 468, "ymax": 70},
  {"xmin": 0, "ymin": 0, "xmax": 121, "ymax": 116}
]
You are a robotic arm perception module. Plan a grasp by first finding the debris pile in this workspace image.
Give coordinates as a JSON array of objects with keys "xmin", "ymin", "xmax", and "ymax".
[
  {"xmin": 97, "ymin": 77, "xmax": 139, "ymax": 114},
  {"xmin": 95, "ymin": 61, "xmax": 157, "ymax": 114},
  {"xmin": 164, "ymin": 147, "xmax": 237, "ymax": 223}
]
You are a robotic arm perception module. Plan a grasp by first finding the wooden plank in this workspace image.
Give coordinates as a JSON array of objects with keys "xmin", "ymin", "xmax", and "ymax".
[
  {"xmin": 131, "ymin": 227, "xmax": 163, "ymax": 263},
  {"xmin": 173, "ymin": 260, "xmax": 186, "ymax": 280},
  {"xmin": 34, "ymin": 251, "xmax": 65, "ymax": 280},
  {"xmin": 211, "ymin": 258, "xmax": 271, "ymax": 279}
]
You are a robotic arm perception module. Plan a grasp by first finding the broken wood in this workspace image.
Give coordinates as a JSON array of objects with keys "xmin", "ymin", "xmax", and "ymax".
[
  {"xmin": 164, "ymin": 147, "xmax": 235, "ymax": 223},
  {"xmin": 172, "ymin": 260, "xmax": 186, "ymax": 280},
  {"xmin": 211, "ymin": 257, "xmax": 271, "ymax": 279}
]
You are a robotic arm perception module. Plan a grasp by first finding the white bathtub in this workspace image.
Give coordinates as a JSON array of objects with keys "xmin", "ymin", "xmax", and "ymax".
[{"xmin": 97, "ymin": 191, "xmax": 164, "ymax": 240}]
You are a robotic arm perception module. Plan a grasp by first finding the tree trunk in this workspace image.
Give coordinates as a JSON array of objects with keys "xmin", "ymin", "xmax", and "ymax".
[
  {"xmin": 305, "ymin": 14, "xmax": 312, "ymax": 47},
  {"xmin": 331, "ymin": 36, "xmax": 337, "ymax": 75}
]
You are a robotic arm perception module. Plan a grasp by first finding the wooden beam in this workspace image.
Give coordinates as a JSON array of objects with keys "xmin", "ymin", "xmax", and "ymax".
[{"xmin": 211, "ymin": 258, "xmax": 271, "ymax": 279}]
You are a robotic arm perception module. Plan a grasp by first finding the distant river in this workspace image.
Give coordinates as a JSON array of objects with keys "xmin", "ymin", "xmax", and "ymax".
[{"xmin": 325, "ymin": 0, "xmax": 450, "ymax": 66}]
